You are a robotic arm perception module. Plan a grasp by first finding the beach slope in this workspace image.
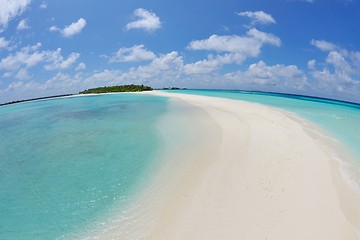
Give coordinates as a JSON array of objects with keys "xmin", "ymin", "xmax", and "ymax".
[{"xmin": 146, "ymin": 91, "xmax": 360, "ymax": 240}]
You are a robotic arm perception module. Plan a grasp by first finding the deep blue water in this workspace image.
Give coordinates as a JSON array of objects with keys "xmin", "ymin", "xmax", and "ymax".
[{"xmin": 0, "ymin": 94, "xmax": 168, "ymax": 239}]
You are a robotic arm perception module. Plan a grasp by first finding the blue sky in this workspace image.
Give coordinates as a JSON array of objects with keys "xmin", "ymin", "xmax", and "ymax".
[{"xmin": 1, "ymin": 0, "xmax": 360, "ymax": 103}]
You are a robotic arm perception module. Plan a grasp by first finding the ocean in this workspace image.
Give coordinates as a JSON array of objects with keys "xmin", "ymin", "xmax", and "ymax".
[{"xmin": 1, "ymin": 90, "xmax": 359, "ymax": 239}]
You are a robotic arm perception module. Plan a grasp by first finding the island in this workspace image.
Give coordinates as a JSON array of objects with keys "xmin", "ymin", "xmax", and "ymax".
[
  {"xmin": 161, "ymin": 87, "xmax": 187, "ymax": 90},
  {"xmin": 79, "ymin": 84, "xmax": 153, "ymax": 94}
]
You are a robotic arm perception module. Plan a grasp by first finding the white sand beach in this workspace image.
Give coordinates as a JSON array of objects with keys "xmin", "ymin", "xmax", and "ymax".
[{"xmin": 141, "ymin": 91, "xmax": 360, "ymax": 240}]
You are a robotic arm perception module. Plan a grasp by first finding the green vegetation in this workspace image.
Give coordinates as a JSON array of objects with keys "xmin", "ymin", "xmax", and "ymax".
[{"xmin": 79, "ymin": 84, "xmax": 153, "ymax": 94}]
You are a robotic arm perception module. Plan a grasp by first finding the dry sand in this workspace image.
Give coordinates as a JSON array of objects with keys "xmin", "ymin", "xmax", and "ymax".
[{"xmin": 144, "ymin": 91, "xmax": 360, "ymax": 240}]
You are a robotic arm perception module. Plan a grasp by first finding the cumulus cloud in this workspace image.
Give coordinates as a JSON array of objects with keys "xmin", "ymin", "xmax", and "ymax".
[
  {"xmin": 126, "ymin": 8, "xmax": 161, "ymax": 32},
  {"xmin": 309, "ymin": 42, "xmax": 360, "ymax": 99},
  {"xmin": 225, "ymin": 61, "xmax": 308, "ymax": 90},
  {"xmin": 62, "ymin": 18, "xmax": 86, "ymax": 37},
  {"xmin": 2, "ymin": 71, "xmax": 12, "ymax": 78},
  {"xmin": 17, "ymin": 19, "xmax": 29, "ymax": 30},
  {"xmin": 1, "ymin": 52, "xmax": 311, "ymax": 103},
  {"xmin": 0, "ymin": 43, "xmax": 44, "ymax": 70},
  {"xmin": 183, "ymin": 58, "xmax": 220, "ymax": 75},
  {"xmin": 0, "ymin": 37, "xmax": 9, "ymax": 49},
  {"xmin": 188, "ymin": 28, "xmax": 280, "ymax": 58},
  {"xmin": 109, "ymin": 45, "xmax": 156, "ymax": 63},
  {"xmin": 238, "ymin": 11, "xmax": 276, "ymax": 25},
  {"xmin": 310, "ymin": 39, "xmax": 337, "ymax": 52},
  {"xmin": 44, "ymin": 49, "xmax": 80, "ymax": 70},
  {"xmin": 15, "ymin": 68, "xmax": 30, "ymax": 80},
  {"xmin": 247, "ymin": 28, "xmax": 281, "ymax": 46},
  {"xmin": 131, "ymin": 51, "xmax": 183, "ymax": 78},
  {"xmin": 50, "ymin": 18, "xmax": 87, "ymax": 37},
  {"xmin": 326, "ymin": 51, "xmax": 352, "ymax": 74},
  {"xmin": 0, "ymin": 43, "xmax": 80, "ymax": 73},
  {"xmin": 307, "ymin": 59, "xmax": 316, "ymax": 70},
  {"xmin": 40, "ymin": 1, "xmax": 47, "ymax": 9},
  {"xmin": 0, "ymin": 0, "xmax": 31, "ymax": 30},
  {"xmin": 184, "ymin": 53, "xmax": 246, "ymax": 74},
  {"xmin": 75, "ymin": 62, "xmax": 86, "ymax": 71},
  {"xmin": 49, "ymin": 25, "xmax": 59, "ymax": 32},
  {"xmin": 2, "ymin": 36, "xmax": 360, "ymax": 104}
]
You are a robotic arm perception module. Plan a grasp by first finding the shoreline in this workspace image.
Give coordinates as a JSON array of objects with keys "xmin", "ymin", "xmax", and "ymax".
[
  {"xmin": 75, "ymin": 93, "xmax": 222, "ymax": 240},
  {"xmin": 145, "ymin": 91, "xmax": 360, "ymax": 239}
]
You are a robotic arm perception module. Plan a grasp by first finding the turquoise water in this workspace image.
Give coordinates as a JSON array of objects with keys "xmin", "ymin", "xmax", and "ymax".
[
  {"xmin": 166, "ymin": 90, "xmax": 360, "ymax": 165},
  {"xmin": 2, "ymin": 90, "xmax": 360, "ymax": 239},
  {"xmin": 0, "ymin": 94, "xmax": 169, "ymax": 239}
]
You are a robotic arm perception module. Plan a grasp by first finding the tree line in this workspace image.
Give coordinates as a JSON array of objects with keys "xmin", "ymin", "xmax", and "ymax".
[{"xmin": 79, "ymin": 85, "xmax": 153, "ymax": 94}]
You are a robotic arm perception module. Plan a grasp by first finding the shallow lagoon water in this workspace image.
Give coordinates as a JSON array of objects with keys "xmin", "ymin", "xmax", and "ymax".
[
  {"xmin": 1, "ymin": 90, "xmax": 360, "ymax": 239},
  {"xmin": 0, "ymin": 94, "xmax": 169, "ymax": 239}
]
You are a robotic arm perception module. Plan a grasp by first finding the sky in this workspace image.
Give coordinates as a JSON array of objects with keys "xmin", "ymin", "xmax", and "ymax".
[{"xmin": 1, "ymin": 0, "xmax": 360, "ymax": 103}]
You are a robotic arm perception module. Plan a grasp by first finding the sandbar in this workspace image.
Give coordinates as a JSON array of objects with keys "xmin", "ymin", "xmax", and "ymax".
[{"xmin": 144, "ymin": 91, "xmax": 360, "ymax": 240}]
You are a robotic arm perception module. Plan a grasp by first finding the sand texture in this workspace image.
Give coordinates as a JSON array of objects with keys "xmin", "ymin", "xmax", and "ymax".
[{"xmin": 145, "ymin": 91, "xmax": 360, "ymax": 240}]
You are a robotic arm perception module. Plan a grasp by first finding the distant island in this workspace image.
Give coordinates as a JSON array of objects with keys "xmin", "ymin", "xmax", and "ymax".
[
  {"xmin": 161, "ymin": 87, "xmax": 187, "ymax": 90},
  {"xmin": 0, "ymin": 85, "xmax": 188, "ymax": 106},
  {"xmin": 79, "ymin": 85, "xmax": 153, "ymax": 94}
]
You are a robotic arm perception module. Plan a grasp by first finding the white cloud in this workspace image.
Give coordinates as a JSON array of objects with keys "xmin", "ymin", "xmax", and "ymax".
[
  {"xmin": 310, "ymin": 67, "xmax": 358, "ymax": 96},
  {"xmin": 17, "ymin": 19, "xmax": 29, "ymax": 30},
  {"xmin": 126, "ymin": 8, "xmax": 161, "ymax": 32},
  {"xmin": 0, "ymin": 43, "xmax": 43, "ymax": 70},
  {"xmin": 51, "ymin": 18, "xmax": 87, "ymax": 37},
  {"xmin": 184, "ymin": 53, "xmax": 246, "ymax": 74},
  {"xmin": 188, "ymin": 28, "xmax": 280, "ymax": 58},
  {"xmin": 247, "ymin": 28, "xmax": 281, "ymax": 46},
  {"xmin": 76, "ymin": 62, "xmax": 86, "ymax": 71},
  {"xmin": 225, "ymin": 61, "xmax": 308, "ymax": 90},
  {"xmin": 109, "ymin": 45, "xmax": 156, "ymax": 63},
  {"xmin": 0, "ymin": 43, "xmax": 80, "ymax": 73},
  {"xmin": 310, "ymin": 39, "xmax": 337, "ymax": 52},
  {"xmin": 62, "ymin": 18, "xmax": 86, "ymax": 37},
  {"xmin": 2, "ymin": 38, "xmax": 360, "ymax": 104},
  {"xmin": 183, "ymin": 58, "xmax": 220, "ymax": 74},
  {"xmin": 44, "ymin": 49, "xmax": 80, "ymax": 70},
  {"xmin": 15, "ymin": 68, "xmax": 30, "ymax": 80},
  {"xmin": 238, "ymin": 11, "xmax": 276, "ymax": 25},
  {"xmin": 132, "ymin": 51, "xmax": 183, "ymax": 78},
  {"xmin": 40, "ymin": 1, "xmax": 47, "ymax": 9},
  {"xmin": 326, "ymin": 51, "xmax": 352, "ymax": 74},
  {"xmin": 0, "ymin": 0, "xmax": 31, "ymax": 30},
  {"xmin": 49, "ymin": 26, "xmax": 59, "ymax": 32},
  {"xmin": 1, "ymin": 54, "xmax": 311, "ymax": 103},
  {"xmin": 0, "ymin": 37, "xmax": 9, "ymax": 49},
  {"xmin": 4, "ymin": 80, "xmax": 25, "ymax": 91},
  {"xmin": 307, "ymin": 59, "xmax": 316, "ymax": 70},
  {"xmin": 309, "ymin": 46, "xmax": 360, "ymax": 99},
  {"xmin": 2, "ymin": 72, "xmax": 12, "ymax": 78}
]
